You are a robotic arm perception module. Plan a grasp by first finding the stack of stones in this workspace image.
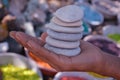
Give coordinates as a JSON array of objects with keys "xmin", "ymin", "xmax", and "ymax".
[{"xmin": 44, "ymin": 5, "xmax": 84, "ymax": 56}]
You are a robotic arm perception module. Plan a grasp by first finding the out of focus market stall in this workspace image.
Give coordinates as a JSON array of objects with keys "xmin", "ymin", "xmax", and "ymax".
[{"xmin": 0, "ymin": 0, "xmax": 120, "ymax": 80}]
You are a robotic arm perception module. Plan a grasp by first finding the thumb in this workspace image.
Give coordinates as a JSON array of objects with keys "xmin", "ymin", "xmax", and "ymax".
[{"xmin": 40, "ymin": 32, "xmax": 48, "ymax": 41}]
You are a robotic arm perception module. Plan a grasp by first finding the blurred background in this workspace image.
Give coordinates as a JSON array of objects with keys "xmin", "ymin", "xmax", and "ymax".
[{"xmin": 0, "ymin": 0, "xmax": 120, "ymax": 80}]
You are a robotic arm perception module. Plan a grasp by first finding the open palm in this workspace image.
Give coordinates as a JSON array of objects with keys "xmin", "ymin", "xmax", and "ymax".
[{"xmin": 10, "ymin": 31, "xmax": 104, "ymax": 73}]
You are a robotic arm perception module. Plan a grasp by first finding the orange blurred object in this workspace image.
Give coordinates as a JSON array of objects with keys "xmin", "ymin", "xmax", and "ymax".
[{"xmin": 29, "ymin": 52, "xmax": 57, "ymax": 77}]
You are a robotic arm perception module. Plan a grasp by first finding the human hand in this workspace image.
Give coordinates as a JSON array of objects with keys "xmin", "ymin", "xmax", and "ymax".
[
  {"xmin": 2, "ymin": 15, "xmax": 16, "ymax": 24},
  {"xmin": 9, "ymin": 31, "xmax": 104, "ymax": 73},
  {"xmin": 47, "ymin": 0, "xmax": 74, "ymax": 13}
]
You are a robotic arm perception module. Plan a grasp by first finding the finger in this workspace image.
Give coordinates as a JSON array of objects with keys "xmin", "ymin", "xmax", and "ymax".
[
  {"xmin": 40, "ymin": 32, "xmax": 48, "ymax": 41},
  {"xmin": 2, "ymin": 15, "xmax": 16, "ymax": 24},
  {"xmin": 10, "ymin": 31, "xmax": 71, "ymax": 70},
  {"xmin": 27, "ymin": 39, "xmax": 74, "ymax": 71},
  {"xmin": 10, "ymin": 31, "xmax": 45, "ymax": 48},
  {"xmin": 10, "ymin": 31, "xmax": 59, "ymax": 63},
  {"xmin": 26, "ymin": 40, "xmax": 61, "ymax": 66}
]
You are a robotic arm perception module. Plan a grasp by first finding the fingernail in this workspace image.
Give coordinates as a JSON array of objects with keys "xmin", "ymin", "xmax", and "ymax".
[
  {"xmin": 10, "ymin": 33, "xmax": 15, "ymax": 38},
  {"xmin": 9, "ymin": 31, "xmax": 16, "ymax": 38},
  {"xmin": 16, "ymin": 32, "xmax": 23, "ymax": 40}
]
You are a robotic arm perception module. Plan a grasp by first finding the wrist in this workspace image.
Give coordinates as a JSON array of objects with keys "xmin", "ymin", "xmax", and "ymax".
[
  {"xmin": 104, "ymin": 53, "xmax": 120, "ymax": 79},
  {"xmin": 88, "ymin": 50, "xmax": 106, "ymax": 74},
  {"xmin": 96, "ymin": 52, "xmax": 120, "ymax": 79},
  {"xmin": 77, "ymin": 49, "xmax": 106, "ymax": 73}
]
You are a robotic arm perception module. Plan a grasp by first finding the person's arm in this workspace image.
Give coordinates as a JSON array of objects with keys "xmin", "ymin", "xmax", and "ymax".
[
  {"xmin": 9, "ymin": 31, "xmax": 120, "ymax": 79},
  {"xmin": 98, "ymin": 52, "xmax": 120, "ymax": 79}
]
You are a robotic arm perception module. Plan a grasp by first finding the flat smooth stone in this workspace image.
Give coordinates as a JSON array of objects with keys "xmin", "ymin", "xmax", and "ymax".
[
  {"xmin": 54, "ymin": 5, "xmax": 84, "ymax": 22},
  {"xmin": 46, "ymin": 36, "xmax": 80, "ymax": 49},
  {"xmin": 46, "ymin": 22, "xmax": 84, "ymax": 33},
  {"xmin": 51, "ymin": 17, "xmax": 83, "ymax": 27},
  {"xmin": 44, "ymin": 44, "xmax": 80, "ymax": 56},
  {"xmin": 47, "ymin": 29, "xmax": 83, "ymax": 41}
]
